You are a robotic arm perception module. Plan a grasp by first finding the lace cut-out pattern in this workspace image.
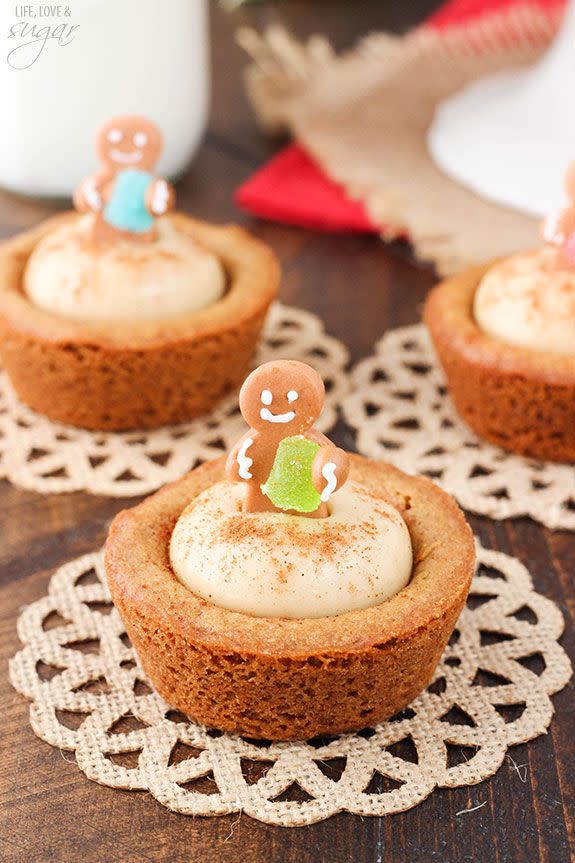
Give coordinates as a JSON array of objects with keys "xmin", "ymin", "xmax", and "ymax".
[
  {"xmin": 0, "ymin": 304, "xmax": 348, "ymax": 497},
  {"xmin": 343, "ymin": 325, "xmax": 575, "ymax": 530},
  {"xmin": 9, "ymin": 544, "xmax": 570, "ymax": 826}
]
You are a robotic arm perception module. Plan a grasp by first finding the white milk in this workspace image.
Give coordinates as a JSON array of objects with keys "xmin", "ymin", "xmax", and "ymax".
[{"xmin": 0, "ymin": 0, "xmax": 209, "ymax": 197}]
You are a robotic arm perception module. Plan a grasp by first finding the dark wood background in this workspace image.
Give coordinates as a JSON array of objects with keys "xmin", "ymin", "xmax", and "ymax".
[{"xmin": 1, "ymin": 2, "xmax": 573, "ymax": 861}]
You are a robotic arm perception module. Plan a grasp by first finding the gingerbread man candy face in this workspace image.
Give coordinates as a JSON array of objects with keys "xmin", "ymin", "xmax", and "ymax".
[
  {"xmin": 239, "ymin": 360, "xmax": 325, "ymax": 435},
  {"xmin": 96, "ymin": 115, "xmax": 163, "ymax": 173}
]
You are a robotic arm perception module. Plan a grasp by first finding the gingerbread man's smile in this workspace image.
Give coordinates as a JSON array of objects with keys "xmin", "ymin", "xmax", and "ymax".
[
  {"xmin": 260, "ymin": 408, "xmax": 296, "ymax": 423},
  {"xmin": 109, "ymin": 148, "xmax": 143, "ymax": 165}
]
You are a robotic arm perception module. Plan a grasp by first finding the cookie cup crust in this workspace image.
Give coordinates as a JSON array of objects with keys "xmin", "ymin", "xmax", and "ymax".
[
  {"xmin": 105, "ymin": 455, "xmax": 474, "ymax": 740},
  {"xmin": 0, "ymin": 213, "xmax": 279, "ymax": 430},
  {"xmin": 424, "ymin": 263, "xmax": 575, "ymax": 462}
]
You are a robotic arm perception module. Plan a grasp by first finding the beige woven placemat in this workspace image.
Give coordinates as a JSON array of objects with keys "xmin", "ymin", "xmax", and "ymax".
[
  {"xmin": 342, "ymin": 324, "xmax": 575, "ymax": 530},
  {"xmin": 0, "ymin": 303, "xmax": 348, "ymax": 497},
  {"xmin": 9, "ymin": 542, "xmax": 571, "ymax": 826},
  {"xmin": 238, "ymin": 4, "xmax": 562, "ymax": 274}
]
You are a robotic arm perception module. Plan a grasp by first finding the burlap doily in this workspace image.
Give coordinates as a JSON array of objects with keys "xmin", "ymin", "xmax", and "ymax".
[
  {"xmin": 0, "ymin": 304, "xmax": 348, "ymax": 497},
  {"xmin": 238, "ymin": 4, "xmax": 562, "ymax": 274},
  {"xmin": 9, "ymin": 542, "xmax": 571, "ymax": 826},
  {"xmin": 342, "ymin": 324, "xmax": 575, "ymax": 530}
]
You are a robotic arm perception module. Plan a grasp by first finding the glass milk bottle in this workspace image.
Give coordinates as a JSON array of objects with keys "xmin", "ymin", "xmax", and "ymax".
[{"xmin": 0, "ymin": 0, "xmax": 209, "ymax": 197}]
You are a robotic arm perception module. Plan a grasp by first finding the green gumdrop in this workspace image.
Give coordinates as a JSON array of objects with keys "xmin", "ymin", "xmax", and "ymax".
[{"xmin": 261, "ymin": 435, "xmax": 321, "ymax": 513}]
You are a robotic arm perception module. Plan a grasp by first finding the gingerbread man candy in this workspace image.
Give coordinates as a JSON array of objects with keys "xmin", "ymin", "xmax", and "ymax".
[
  {"xmin": 542, "ymin": 161, "xmax": 575, "ymax": 270},
  {"xmin": 226, "ymin": 360, "xmax": 349, "ymax": 518},
  {"xmin": 74, "ymin": 115, "xmax": 175, "ymax": 244}
]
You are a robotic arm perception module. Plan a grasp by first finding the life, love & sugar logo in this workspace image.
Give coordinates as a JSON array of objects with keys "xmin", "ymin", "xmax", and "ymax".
[{"xmin": 6, "ymin": 3, "xmax": 79, "ymax": 69}]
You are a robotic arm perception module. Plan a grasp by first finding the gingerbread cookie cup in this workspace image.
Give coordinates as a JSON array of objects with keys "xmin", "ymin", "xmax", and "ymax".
[
  {"xmin": 0, "ymin": 213, "xmax": 278, "ymax": 430},
  {"xmin": 105, "ymin": 455, "xmax": 474, "ymax": 740},
  {"xmin": 425, "ymin": 263, "xmax": 575, "ymax": 463}
]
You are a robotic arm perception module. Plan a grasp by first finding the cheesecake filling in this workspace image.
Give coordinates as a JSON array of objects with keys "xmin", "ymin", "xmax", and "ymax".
[
  {"xmin": 169, "ymin": 480, "xmax": 413, "ymax": 619},
  {"xmin": 474, "ymin": 250, "xmax": 575, "ymax": 355},
  {"xmin": 23, "ymin": 216, "xmax": 226, "ymax": 321}
]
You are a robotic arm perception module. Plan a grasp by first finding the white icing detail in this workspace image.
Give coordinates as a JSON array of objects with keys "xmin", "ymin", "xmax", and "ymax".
[
  {"xmin": 150, "ymin": 179, "xmax": 169, "ymax": 215},
  {"xmin": 107, "ymin": 128, "xmax": 122, "ymax": 144},
  {"xmin": 320, "ymin": 462, "xmax": 337, "ymax": 502},
  {"xmin": 260, "ymin": 389, "xmax": 273, "ymax": 405},
  {"xmin": 84, "ymin": 179, "xmax": 101, "ymax": 212},
  {"xmin": 133, "ymin": 131, "xmax": 148, "ymax": 148},
  {"xmin": 260, "ymin": 408, "xmax": 296, "ymax": 424},
  {"xmin": 109, "ymin": 148, "xmax": 142, "ymax": 165},
  {"xmin": 287, "ymin": 390, "xmax": 299, "ymax": 403},
  {"xmin": 237, "ymin": 437, "xmax": 254, "ymax": 480}
]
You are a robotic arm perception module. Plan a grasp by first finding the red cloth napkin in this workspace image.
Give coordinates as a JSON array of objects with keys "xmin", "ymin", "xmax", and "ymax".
[
  {"xmin": 236, "ymin": 145, "xmax": 378, "ymax": 234},
  {"xmin": 428, "ymin": 0, "xmax": 558, "ymax": 28},
  {"xmin": 235, "ymin": 0, "xmax": 564, "ymax": 233}
]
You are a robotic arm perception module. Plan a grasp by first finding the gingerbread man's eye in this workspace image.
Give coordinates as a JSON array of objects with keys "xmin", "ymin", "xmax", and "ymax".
[
  {"xmin": 107, "ymin": 128, "xmax": 122, "ymax": 144},
  {"xmin": 287, "ymin": 391, "xmax": 299, "ymax": 403},
  {"xmin": 261, "ymin": 390, "xmax": 273, "ymax": 405},
  {"xmin": 133, "ymin": 132, "xmax": 148, "ymax": 148}
]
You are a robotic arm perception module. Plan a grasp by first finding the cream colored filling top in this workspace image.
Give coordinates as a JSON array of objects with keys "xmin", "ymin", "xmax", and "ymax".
[
  {"xmin": 474, "ymin": 250, "xmax": 575, "ymax": 355},
  {"xmin": 23, "ymin": 216, "xmax": 226, "ymax": 321},
  {"xmin": 169, "ymin": 480, "xmax": 413, "ymax": 619}
]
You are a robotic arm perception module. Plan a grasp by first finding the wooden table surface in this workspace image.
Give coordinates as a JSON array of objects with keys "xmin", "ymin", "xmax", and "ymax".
[{"xmin": 1, "ymin": 2, "xmax": 573, "ymax": 862}]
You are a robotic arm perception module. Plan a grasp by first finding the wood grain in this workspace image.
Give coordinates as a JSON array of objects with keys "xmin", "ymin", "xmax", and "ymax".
[{"xmin": 0, "ymin": 2, "xmax": 573, "ymax": 861}]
